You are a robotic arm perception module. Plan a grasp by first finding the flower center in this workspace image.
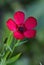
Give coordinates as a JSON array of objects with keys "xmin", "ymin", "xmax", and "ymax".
[{"xmin": 18, "ymin": 26, "xmax": 25, "ymax": 33}]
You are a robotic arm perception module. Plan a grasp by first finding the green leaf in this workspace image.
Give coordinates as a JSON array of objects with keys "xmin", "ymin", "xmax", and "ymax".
[
  {"xmin": 12, "ymin": 40, "xmax": 27, "ymax": 55},
  {"xmin": 6, "ymin": 32, "xmax": 13, "ymax": 52},
  {"xmin": 6, "ymin": 32, "xmax": 13, "ymax": 46},
  {"xmin": 6, "ymin": 53, "xmax": 21, "ymax": 64},
  {"xmin": 15, "ymin": 40, "xmax": 28, "ymax": 47},
  {"xmin": 4, "ymin": 51, "xmax": 10, "ymax": 60},
  {"xmin": 9, "ymin": 40, "xmax": 27, "ymax": 57},
  {"xmin": 0, "ymin": 59, "xmax": 6, "ymax": 65},
  {"xmin": 3, "ymin": 32, "xmax": 13, "ymax": 59}
]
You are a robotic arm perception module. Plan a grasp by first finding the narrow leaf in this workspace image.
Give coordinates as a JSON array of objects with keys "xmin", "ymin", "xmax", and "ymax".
[
  {"xmin": 6, "ymin": 32, "xmax": 13, "ymax": 52},
  {"xmin": 6, "ymin": 53, "xmax": 21, "ymax": 64},
  {"xmin": 9, "ymin": 40, "xmax": 27, "ymax": 57},
  {"xmin": 15, "ymin": 40, "xmax": 28, "ymax": 47}
]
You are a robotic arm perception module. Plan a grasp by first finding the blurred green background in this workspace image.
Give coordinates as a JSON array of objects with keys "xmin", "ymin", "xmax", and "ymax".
[{"xmin": 0, "ymin": 0, "xmax": 44, "ymax": 65}]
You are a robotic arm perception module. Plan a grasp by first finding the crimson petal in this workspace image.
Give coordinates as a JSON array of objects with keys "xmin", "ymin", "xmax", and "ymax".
[
  {"xmin": 13, "ymin": 31, "xmax": 24, "ymax": 39},
  {"xmin": 14, "ymin": 11, "xmax": 25, "ymax": 25},
  {"xmin": 25, "ymin": 17, "xmax": 37, "ymax": 30},
  {"xmin": 24, "ymin": 30, "xmax": 36, "ymax": 38},
  {"xmin": 6, "ymin": 19, "xmax": 17, "ymax": 31}
]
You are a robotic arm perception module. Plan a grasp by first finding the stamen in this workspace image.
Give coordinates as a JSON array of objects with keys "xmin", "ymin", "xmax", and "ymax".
[{"xmin": 18, "ymin": 27, "xmax": 24, "ymax": 33}]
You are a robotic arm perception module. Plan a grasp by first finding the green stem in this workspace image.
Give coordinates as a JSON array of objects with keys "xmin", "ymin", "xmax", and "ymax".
[
  {"xmin": 3, "ymin": 32, "xmax": 13, "ymax": 60},
  {"xmin": 3, "ymin": 51, "xmax": 10, "ymax": 60},
  {"xmin": 9, "ymin": 40, "xmax": 20, "ymax": 57}
]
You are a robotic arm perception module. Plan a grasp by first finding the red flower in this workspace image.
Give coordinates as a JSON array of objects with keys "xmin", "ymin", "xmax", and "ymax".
[{"xmin": 6, "ymin": 11, "xmax": 37, "ymax": 40}]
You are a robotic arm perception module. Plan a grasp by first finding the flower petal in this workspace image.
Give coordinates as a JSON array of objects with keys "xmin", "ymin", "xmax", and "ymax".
[
  {"xmin": 14, "ymin": 11, "xmax": 25, "ymax": 25},
  {"xmin": 6, "ymin": 19, "xmax": 17, "ymax": 31},
  {"xmin": 24, "ymin": 30, "xmax": 36, "ymax": 38},
  {"xmin": 13, "ymin": 31, "xmax": 24, "ymax": 39},
  {"xmin": 25, "ymin": 17, "xmax": 37, "ymax": 29}
]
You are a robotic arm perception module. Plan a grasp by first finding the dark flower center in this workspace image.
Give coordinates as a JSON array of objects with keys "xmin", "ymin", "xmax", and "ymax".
[{"xmin": 18, "ymin": 27, "xmax": 25, "ymax": 33}]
